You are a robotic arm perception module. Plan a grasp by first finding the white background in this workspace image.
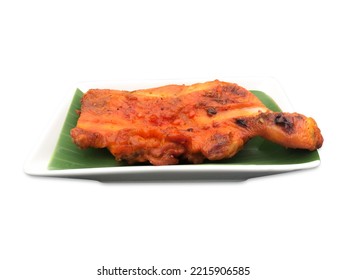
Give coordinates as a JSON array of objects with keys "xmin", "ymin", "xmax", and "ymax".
[{"xmin": 1, "ymin": 0, "xmax": 346, "ymax": 279}]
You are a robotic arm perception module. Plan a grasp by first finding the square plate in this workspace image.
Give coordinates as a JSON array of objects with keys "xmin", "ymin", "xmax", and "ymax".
[{"xmin": 24, "ymin": 77, "xmax": 320, "ymax": 181}]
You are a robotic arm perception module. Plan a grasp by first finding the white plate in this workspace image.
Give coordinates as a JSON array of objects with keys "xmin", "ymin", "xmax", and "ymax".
[{"xmin": 23, "ymin": 77, "xmax": 320, "ymax": 182}]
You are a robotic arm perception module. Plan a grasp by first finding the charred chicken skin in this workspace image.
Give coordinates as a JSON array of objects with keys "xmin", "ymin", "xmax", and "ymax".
[{"xmin": 71, "ymin": 80, "xmax": 323, "ymax": 165}]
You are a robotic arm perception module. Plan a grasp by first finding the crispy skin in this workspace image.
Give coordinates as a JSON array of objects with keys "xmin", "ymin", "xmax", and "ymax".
[{"xmin": 71, "ymin": 80, "xmax": 323, "ymax": 165}]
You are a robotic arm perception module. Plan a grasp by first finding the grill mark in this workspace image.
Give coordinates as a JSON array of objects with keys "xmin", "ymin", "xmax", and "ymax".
[
  {"xmin": 206, "ymin": 107, "xmax": 217, "ymax": 116},
  {"xmin": 235, "ymin": 118, "xmax": 248, "ymax": 128},
  {"xmin": 274, "ymin": 113, "xmax": 294, "ymax": 133}
]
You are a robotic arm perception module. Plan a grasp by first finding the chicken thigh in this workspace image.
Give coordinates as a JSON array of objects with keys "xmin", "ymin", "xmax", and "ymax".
[{"xmin": 71, "ymin": 80, "xmax": 323, "ymax": 165}]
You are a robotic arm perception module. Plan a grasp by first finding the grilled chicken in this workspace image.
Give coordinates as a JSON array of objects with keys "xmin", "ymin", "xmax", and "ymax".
[{"xmin": 71, "ymin": 80, "xmax": 323, "ymax": 165}]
